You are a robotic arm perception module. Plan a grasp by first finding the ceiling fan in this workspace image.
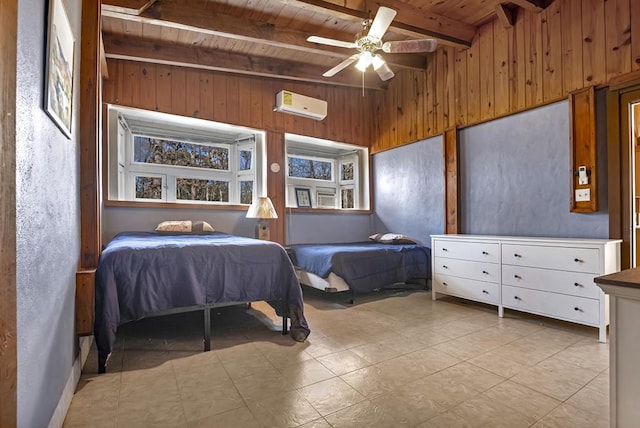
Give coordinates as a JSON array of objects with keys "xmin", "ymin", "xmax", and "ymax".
[{"xmin": 307, "ymin": 6, "xmax": 437, "ymax": 81}]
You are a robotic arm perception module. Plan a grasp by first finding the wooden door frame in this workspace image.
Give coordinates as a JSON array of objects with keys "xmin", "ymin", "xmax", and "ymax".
[
  {"xmin": 0, "ymin": 0, "xmax": 18, "ymax": 426},
  {"xmin": 607, "ymin": 82, "xmax": 640, "ymax": 270}
]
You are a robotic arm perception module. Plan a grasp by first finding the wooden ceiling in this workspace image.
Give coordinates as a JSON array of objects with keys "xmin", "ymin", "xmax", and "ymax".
[{"xmin": 101, "ymin": 0, "xmax": 553, "ymax": 90}]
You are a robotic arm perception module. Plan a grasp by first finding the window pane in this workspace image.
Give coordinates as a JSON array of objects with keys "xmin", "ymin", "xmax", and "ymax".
[
  {"xmin": 341, "ymin": 162, "xmax": 354, "ymax": 181},
  {"xmin": 176, "ymin": 178, "xmax": 229, "ymax": 202},
  {"xmin": 134, "ymin": 136, "xmax": 229, "ymax": 170},
  {"xmin": 288, "ymin": 156, "xmax": 332, "ymax": 180},
  {"xmin": 135, "ymin": 176, "xmax": 163, "ymax": 200},
  {"xmin": 341, "ymin": 188, "xmax": 354, "ymax": 209},
  {"xmin": 239, "ymin": 149, "xmax": 252, "ymax": 171},
  {"xmin": 240, "ymin": 181, "xmax": 253, "ymax": 204}
]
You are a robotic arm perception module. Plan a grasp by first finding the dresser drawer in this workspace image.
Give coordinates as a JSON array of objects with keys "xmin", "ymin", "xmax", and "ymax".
[
  {"xmin": 502, "ymin": 244, "xmax": 600, "ymax": 274},
  {"xmin": 502, "ymin": 265, "xmax": 601, "ymax": 299},
  {"xmin": 435, "ymin": 257, "xmax": 500, "ymax": 283},
  {"xmin": 433, "ymin": 240, "xmax": 499, "ymax": 263},
  {"xmin": 502, "ymin": 285, "xmax": 599, "ymax": 326},
  {"xmin": 434, "ymin": 275, "xmax": 500, "ymax": 305}
]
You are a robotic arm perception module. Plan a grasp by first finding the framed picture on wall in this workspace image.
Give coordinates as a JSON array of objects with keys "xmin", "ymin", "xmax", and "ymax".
[
  {"xmin": 295, "ymin": 187, "xmax": 312, "ymax": 208},
  {"xmin": 45, "ymin": 0, "xmax": 75, "ymax": 138}
]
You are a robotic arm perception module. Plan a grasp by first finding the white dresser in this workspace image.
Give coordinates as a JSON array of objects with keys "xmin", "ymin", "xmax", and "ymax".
[{"xmin": 431, "ymin": 235, "xmax": 621, "ymax": 342}]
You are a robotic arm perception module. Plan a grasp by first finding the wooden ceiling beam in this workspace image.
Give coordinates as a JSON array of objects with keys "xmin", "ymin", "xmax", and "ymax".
[
  {"xmin": 102, "ymin": 0, "xmax": 157, "ymax": 15},
  {"xmin": 282, "ymin": 0, "xmax": 475, "ymax": 48},
  {"xmin": 102, "ymin": 33, "xmax": 387, "ymax": 90},
  {"xmin": 507, "ymin": 0, "xmax": 548, "ymax": 12},
  {"xmin": 103, "ymin": 5, "xmax": 426, "ymax": 71},
  {"xmin": 495, "ymin": 4, "xmax": 516, "ymax": 28}
]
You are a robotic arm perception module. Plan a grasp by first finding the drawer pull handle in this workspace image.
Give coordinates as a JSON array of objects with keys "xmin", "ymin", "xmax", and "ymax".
[
  {"xmin": 442, "ymin": 265, "xmax": 448, "ymax": 269},
  {"xmin": 574, "ymin": 282, "xmax": 583, "ymax": 287},
  {"xmin": 514, "ymin": 296, "xmax": 521, "ymax": 300},
  {"xmin": 442, "ymin": 282, "xmax": 448, "ymax": 287},
  {"xmin": 482, "ymin": 270, "xmax": 489, "ymax": 275},
  {"xmin": 574, "ymin": 307, "xmax": 582, "ymax": 312},
  {"xmin": 482, "ymin": 290, "xmax": 488, "ymax": 294},
  {"xmin": 442, "ymin": 248, "xmax": 448, "ymax": 252},
  {"xmin": 514, "ymin": 253, "xmax": 522, "ymax": 258},
  {"xmin": 514, "ymin": 274, "xmax": 521, "ymax": 279},
  {"xmin": 482, "ymin": 251, "xmax": 489, "ymax": 255},
  {"xmin": 574, "ymin": 258, "xmax": 583, "ymax": 263}
]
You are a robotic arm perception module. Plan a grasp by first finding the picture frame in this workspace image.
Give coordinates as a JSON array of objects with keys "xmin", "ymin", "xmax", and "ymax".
[
  {"xmin": 45, "ymin": 0, "xmax": 75, "ymax": 138},
  {"xmin": 295, "ymin": 187, "xmax": 312, "ymax": 208}
]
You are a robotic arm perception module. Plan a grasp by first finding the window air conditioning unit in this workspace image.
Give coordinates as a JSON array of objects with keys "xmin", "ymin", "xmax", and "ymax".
[{"xmin": 275, "ymin": 90, "xmax": 327, "ymax": 121}]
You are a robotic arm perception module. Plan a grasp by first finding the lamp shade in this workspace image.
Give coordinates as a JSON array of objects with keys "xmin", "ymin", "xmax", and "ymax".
[{"xmin": 246, "ymin": 196, "xmax": 278, "ymax": 219}]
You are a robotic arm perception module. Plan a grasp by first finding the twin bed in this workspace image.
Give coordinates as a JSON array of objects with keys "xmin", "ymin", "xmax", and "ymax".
[{"xmin": 94, "ymin": 230, "xmax": 431, "ymax": 373}]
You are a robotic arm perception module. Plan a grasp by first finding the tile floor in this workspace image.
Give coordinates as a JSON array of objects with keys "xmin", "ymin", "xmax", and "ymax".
[{"xmin": 64, "ymin": 286, "xmax": 610, "ymax": 427}]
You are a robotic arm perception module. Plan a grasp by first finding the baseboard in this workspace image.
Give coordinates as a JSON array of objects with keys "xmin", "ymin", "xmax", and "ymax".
[{"xmin": 48, "ymin": 336, "xmax": 93, "ymax": 428}]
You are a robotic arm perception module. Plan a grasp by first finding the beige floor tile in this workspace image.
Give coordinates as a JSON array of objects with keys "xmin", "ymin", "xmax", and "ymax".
[
  {"xmin": 245, "ymin": 390, "xmax": 321, "ymax": 427},
  {"xmin": 510, "ymin": 357, "xmax": 600, "ymax": 401},
  {"xmin": 187, "ymin": 406, "xmax": 260, "ymax": 428},
  {"xmin": 349, "ymin": 341, "xmax": 404, "ymax": 364},
  {"xmin": 467, "ymin": 348, "xmax": 530, "ymax": 378},
  {"xmin": 297, "ymin": 418, "xmax": 332, "ymax": 427},
  {"xmin": 552, "ymin": 338, "xmax": 609, "ymax": 372},
  {"xmin": 482, "ymin": 380, "xmax": 561, "ymax": 420},
  {"xmin": 340, "ymin": 365, "xmax": 396, "ymax": 398},
  {"xmin": 299, "ymin": 377, "xmax": 366, "ymax": 416},
  {"xmin": 532, "ymin": 402, "xmax": 609, "ymax": 428},
  {"xmin": 324, "ymin": 400, "xmax": 399, "ymax": 428},
  {"xmin": 219, "ymin": 351, "xmax": 276, "ymax": 380},
  {"xmin": 565, "ymin": 377, "xmax": 609, "ymax": 419},
  {"xmin": 276, "ymin": 358, "xmax": 335, "ymax": 388},
  {"xmin": 316, "ymin": 349, "xmax": 370, "ymax": 376},
  {"xmin": 428, "ymin": 362, "xmax": 505, "ymax": 393},
  {"xmin": 231, "ymin": 366, "xmax": 294, "ymax": 401},
  {"xmin": 434, "ymin": 395, "xmax": 535, "ymax": 428},
  {"xmin": 178, "ymin": 377, "xmax": 245, "ymax": 422}
]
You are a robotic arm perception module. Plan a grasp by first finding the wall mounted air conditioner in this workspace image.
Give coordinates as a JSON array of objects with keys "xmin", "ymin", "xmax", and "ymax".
[{"xmin": 274, "ymin": 90, "xmax": 327, "ymax": 121}]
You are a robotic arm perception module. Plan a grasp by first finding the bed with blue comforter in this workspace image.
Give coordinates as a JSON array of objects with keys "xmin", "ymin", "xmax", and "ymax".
[
  {"xmin": 288, "ymin": 242, "xmax": 431, "ymax": 294},
  {"xmin": 95, "ymin": 231, "xmax": 310, "ymax": 372}
]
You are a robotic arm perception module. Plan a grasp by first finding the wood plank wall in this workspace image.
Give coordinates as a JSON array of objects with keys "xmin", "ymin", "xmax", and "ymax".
[
  {"xmin": 102, "ymin": 59, "xmax": 376, "ymax": 147},
  {"xmin": 372, "ymin": 0, "xmax": 640, "ymax": 153}
]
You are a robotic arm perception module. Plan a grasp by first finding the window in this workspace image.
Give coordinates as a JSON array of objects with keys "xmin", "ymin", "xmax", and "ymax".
[
  {"xmin": 106, "ymin": 105, "xmax": 265, "ymax": 206},
  {"xmin": 285, "ymin": 133, "xmax": 369, "ymax": 210}
]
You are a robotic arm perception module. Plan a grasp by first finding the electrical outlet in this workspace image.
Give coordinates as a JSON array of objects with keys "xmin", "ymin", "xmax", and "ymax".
[{"xmin": 575, "ymin": 189, "xmax": 591, "ymax": 202}]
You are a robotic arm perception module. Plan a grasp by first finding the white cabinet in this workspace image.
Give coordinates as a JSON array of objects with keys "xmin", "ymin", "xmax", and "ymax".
[{"xmin": 432, "ymin": 235, "xmax": 621, "ymax": 342}]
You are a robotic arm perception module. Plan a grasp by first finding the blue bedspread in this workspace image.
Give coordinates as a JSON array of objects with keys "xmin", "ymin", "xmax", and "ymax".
[
  {"xmin": 289, "ymin": 242, "xmax": 431, "ymax": 293},
  {"xmin": 95, "ymin": 231, "xmax": 310, "ymax": 362}
]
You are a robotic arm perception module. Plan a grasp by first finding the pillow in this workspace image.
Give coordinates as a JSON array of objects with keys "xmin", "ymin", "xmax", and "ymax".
[
  {"xmin": 155, "ymin": 220, "xmax": 215, "ymax": 233},
  {"xmin": 369, "ymin": 232, "xmax": 417, "ymax": 245}
]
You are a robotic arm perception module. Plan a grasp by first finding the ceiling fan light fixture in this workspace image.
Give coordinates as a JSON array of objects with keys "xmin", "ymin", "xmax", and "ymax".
[
  {"xmin": 372, "ymin": 54, "xmax": 385, "ymax": 70},
  {"xmin": 355, "ymin": 51, "xmax": 373, "ymax": 72}
]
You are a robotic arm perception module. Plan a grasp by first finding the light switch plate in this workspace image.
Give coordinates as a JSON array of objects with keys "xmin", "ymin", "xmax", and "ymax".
[{"xmin": 575, "ymin": 188, "xmax": 591, "ymax": 202}]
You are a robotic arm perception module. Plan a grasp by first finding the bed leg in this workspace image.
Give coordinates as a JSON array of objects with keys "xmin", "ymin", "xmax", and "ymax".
[
  {"xmin": 98, "ymin": 354, "xmax": 107, "ymax": 374},
  {"xmin": 204, "ymin": 307, "xmax": 211, "ymax": 352},
  {"xmin": 349, "ymin": 289, "xmax": 355, "ymax": 305},
  {"xmin": 282, "ymin": 299, "xmax": 288, "ymax": 335}
]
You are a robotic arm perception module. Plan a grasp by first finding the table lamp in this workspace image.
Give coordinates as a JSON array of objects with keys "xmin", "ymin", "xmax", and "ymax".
[{"xmin": 246, "ymin": 196, "xmax": 278, "ymax": 240}]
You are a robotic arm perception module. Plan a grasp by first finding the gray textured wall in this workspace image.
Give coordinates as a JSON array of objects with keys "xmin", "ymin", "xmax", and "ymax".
[
  {"xmin": 372, "ymin": 136, "xmax": 445, "ymax": 246},
  {"xmin": 286, "ymin": 212, "xmax": 372, "ymax": 245},
  {"xmin": 15, "ymin": 0, "xmax": 81, "ymax": 426},
  {"xmin": 459, "ymin": 98, "xmax": 609, "ymax": 238}
]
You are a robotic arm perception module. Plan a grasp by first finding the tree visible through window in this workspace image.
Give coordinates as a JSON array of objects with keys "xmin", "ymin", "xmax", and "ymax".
[
  {"xmin": 288, "ymin": 156, "xmax": 332, "ymax": 180},
  {"xmin": 176, "ymin": 178, "xmax": 229, "ymax": 202},
  {"xmin": 134, "ymin": 136, "xmax": 229, "ymax": 170}
]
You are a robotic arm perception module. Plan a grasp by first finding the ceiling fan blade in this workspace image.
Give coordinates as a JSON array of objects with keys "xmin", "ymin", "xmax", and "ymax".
[
  {"xmin": 322, "ymin": 55, "xmax": 359, "ymax": 77},
  {"xmin": 375, "ymin": 62, "xmax": 395, "ymax": 81},
  {"xmin": 367, "ymin": 6, "xmax": 397, "ymax": 40},
  {"xmin": 382, "ymin": 39, "xmax": 438, "ymax": 53},
  {"xmin": 307, "ymin": 36, "xmax": 357, "ymax": 49}
]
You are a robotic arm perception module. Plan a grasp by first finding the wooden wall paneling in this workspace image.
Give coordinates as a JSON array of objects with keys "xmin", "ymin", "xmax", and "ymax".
[
  {"xmin": 199, "ymin": 71, "xmax": 214, "ymax": 121},
  {"xmin": 226, "ymin": 74, "xmax": 241, "ymax": 125},
  {"xmin": 155, "ymin": 64, "xmax": 172, "ymax": 113},
  {"xmin": 493, "ymin": 21, "xmax": 511, "ymax": 117},
  {"xmin": 170, "ymin": 66, "xmax": 186, "ymax": 116},
  {"xmin": 524, "ymin": 9, "xmax": 544, "ymax": 107},
  {"xmin": 604, "ymin": 0, "xmax": 632, "ymax": 81},
  {"xmin": 425, "ymin": 55, "xmax": 436, "ymax": 135},
  {"xmin": 454, "ymin": 48, "xmax": 468, "ymax": 126},
  {"xmin": 75, "ymin": 269, "xmax": 96, "ymax": 335},
  {"xmin": 372, "ymin": 91, "xmax": 387, "ymax": 152},
  {"xmin": 561, "ymin": 0, "xmax": 584, "ymax": 93},
  {"xmin": 114, "ymin": 60, "xmax": 125, "ymax": 105},
  {"xmin": 479, "ymin": 22, "xmax": 495, "ymax": 121},
  {"xmin": 138, "ymin": 63, "xmax": 156, "ymax": 111},
  {"xmin": 444, "ymin": 128, "xmax": 459, "ymax": 234},
  {"xmin": 581, "ymin": 0, "xmax": 607, "ymax": 87},
  {"xmin": 632, "ymin": 0, "xmax": 640, "ymax": 71},
  {"xmin": 466, "ymin": 33, "xmax": 481, "ymax": 123},
  {"xmin": 261, "ymin": 79, "xmax": 276, "ymax": 132},
  {"xmin": 237, "ymin": 76, "xmax": 252, "ymax": 128},
  {"xmin": 435, "ymin": 49, "xmax": 445, "ymax": 132},
  {"xmin": 569, "ymin": 86, "xmax": 597, "ymax": 212},
  {"xmin": 402, "ymin": 70, "xmax": 418, "ymax": 142},
  {"xmin": 510, "ymin": 8, "xmax": 527, "ymax": 111},
  {"xmin": 415, "ymin": 70, "xmax": 426, "ymax": 141},
  {"xmin": 443, "ymin": 47, "xmax": 456, "ymax": 130},
  {"xmin": 212, "ymin": 72, "xmax": 227, "ymax": 123},
  {"xmin": 122, "ymin": 61, "xmax": 140, "ymax": 107},
  {"xmin": 0, "ymin": 0, "xmax": 17, "ymax": 423},
  {"xmin": 249, "ymin": 78, "xmax": 264, "ymax": 130},
  {"xmin": 265, "ymin": 131, "xmax": 286, "ymax": 245},
  {"xmin": 542, "ymin": 1, "xmax": 563, "ymax": 102},
  {"xmin": 184, "ymin": 68, "xmax": 200, "ymax": 118}
]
